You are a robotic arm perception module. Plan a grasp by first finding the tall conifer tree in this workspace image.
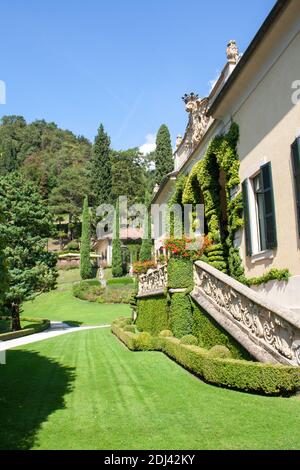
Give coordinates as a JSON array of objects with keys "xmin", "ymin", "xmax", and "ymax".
[
  {"xmin": 154, "ymin": 124, "xmax": 174, "ymax": 186},
  {"xmin": 90, "ymin": 124, "xmax": 112, "ymax": 207},
  {"xmin": 80, "ymin": 196, "xmax": 92, "ymax": 280}
]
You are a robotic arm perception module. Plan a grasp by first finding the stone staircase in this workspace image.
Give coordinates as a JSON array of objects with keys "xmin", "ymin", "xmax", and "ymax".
[
  {"xmin": 137, "ymin": 261, "xmax": 300, "ymax": 366},
  {"xmin": 192, "ymin": 261, "xmax": 300, "ymax": 366}
]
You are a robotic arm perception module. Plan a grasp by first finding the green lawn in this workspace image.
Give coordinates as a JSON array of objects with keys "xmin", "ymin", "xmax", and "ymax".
[
  {"xmin": 22, "ymin": 288, "xmax": 130, "ymax": 326},
  {"xmin": 57, "ymin": 268, "xmax": 82, "ymax": 285},
  {"xmin": 1, "ymin": 327, "xmax": 300, "ymax": 450}
]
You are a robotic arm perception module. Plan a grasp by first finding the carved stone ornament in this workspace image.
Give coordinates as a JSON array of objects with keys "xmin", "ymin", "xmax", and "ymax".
[
  {"xmin": 193, "ymin": 262, "xmax": 300, "ymax": 366},
  {"xmin": 138, "ymin": 265, "xmax": 168, "ymax": 297},
  {"xmin": 181, "ymin": 93, "xmax": 210, "ymax": 150},
  {"xmin": 226, "ymin": 40, "xmax": 240, "ymax": 64}
]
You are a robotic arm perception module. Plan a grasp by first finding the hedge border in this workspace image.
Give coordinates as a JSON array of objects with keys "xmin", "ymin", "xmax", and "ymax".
[
  {"xmin": 0, "ymin": 317, "xmax": 50, "ymax": 341},
  {"xmin": 111, "ymin": 319, "xmax": 300, "ymax": 396}
]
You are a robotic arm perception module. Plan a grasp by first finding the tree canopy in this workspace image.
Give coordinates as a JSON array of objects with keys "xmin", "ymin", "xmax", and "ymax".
[{"xmin": 0, "ymin": 173, "xmax": 58, "ymax": 330}]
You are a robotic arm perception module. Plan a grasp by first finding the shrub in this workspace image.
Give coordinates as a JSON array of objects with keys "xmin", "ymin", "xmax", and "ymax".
[
  {"xmin": 181, "ymin": 334, "xmax": 198, "ymax": 346},
  {"xmin": 132, "ymin": 260, "xmax": 157, "ymax": 275},
  {"xmin": 118, "ymin": 318, "xmax": 132, "ymax": 328},
  {"xmin": 208, "ymin": 345, "xmax": 232, "ymax": 359},
  {"xmin": 136, "ymin": 296, "xmax": 169, "ymax": 335},
  {"xmin": 164, "ymin": 236, "xmax": 211, "ymax": 261},
  {"xmin": 65, "ymin": 241, "xmax": 80, "ymax": 252},
  {"xmin": 107, "ymin": 277, "xmax": 134, "ymax": 286},
  {"xmin": 135, "ymin": 332, "xmax": 153, "ymax": 351},
  {"xmin": 170, "ymin": 293, "xmax": 193, "ymax": 338},
  {"xmin": 159, "ymin": 330, "xmax": 173, "ymax": 337},
  {"xmin": 123, "ymin": 325, "xmax": 136, "ymax": 333},
  {"xmin": 111, "ymin": 324, "xmax": 300, "ymax": 396},
  {"xmin": 191, "ymin": 301, "xmax": 250, "ymax": 360},
  {"xmin": 72, "ymin": 281, "xmax": 104, "ymax": 302},
  {"xmin": 167, "ymin": 258, "xmax": 193, "ymax": 289},
  {"xmin": 161, "ymin": 337, "xmax": 300, "ymax": 396},
  {"xmin": 99, "ymin": 287, "xmax": 133, "ymax": 304}
]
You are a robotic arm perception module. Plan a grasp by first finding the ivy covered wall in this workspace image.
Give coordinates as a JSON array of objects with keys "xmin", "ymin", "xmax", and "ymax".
[{"xmin": 168, "ymin": 122, "xmax": 245, "ymax": 281}]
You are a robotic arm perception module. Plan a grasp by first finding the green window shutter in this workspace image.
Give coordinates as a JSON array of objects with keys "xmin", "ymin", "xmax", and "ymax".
[
  {"xmin": 242, "ymin": 180, "xmax": 252, "ymax": 256},
  {"xmin": 291, "ymin": 137, "xmax": 300, "ymax": 236},
  {"xmin": 261, "ymin": 162, "xmax": 277, "ymax": 249}
]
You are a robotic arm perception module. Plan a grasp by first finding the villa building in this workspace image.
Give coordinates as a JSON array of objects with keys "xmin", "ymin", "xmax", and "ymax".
[{"xmin": 152, "ymin": 0, "xmax": 300, "ymax": 311}]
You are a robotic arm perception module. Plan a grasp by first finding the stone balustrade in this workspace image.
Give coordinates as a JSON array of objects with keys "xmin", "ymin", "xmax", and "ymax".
[
  {"xmin": 192, "ymin": 261, "xmax": 300, "ymax": 366},
  {"xmin": 137, "ymin": 265, "xmax": 168, "ymax": 298}
]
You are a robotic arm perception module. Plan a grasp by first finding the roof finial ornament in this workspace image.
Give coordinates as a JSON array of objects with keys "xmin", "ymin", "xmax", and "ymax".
[{"xmin": 226, "ymin": 40, "xmax": 239, "ymax": 64}]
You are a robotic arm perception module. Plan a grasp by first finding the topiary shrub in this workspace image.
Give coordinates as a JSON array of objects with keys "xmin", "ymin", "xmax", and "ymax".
[
  {"xmin": 135, "ymin": 332, "xmax": 154, "ymax": 351},
  {"xmin": 159, "ymin": 330, "xmax": 173, "ymax": 338},
  {"xmin": 123, "ymin": 325, "xmax": 136, "ymax": 333},
  {"xmin": 181, "ymin": 334, "xmax": 198, "ymax": 346},
  {"xmin": 191, "ymin": 301, "xmax": 250, "ymax": 360},
  {"xmin": 208, "ymin": 345, "xmax": 232, "ymax": 359},
  {"xmin": 136, "ymin": 296, "xmax": 169, "ymax": 335},
  {"xmin": 170, "ymin": 293, "xmax": 193, "ymax": 338},
  {"xmin": 65, "ymin": 240, "xmax": 80, "ymax": 252},
  {"xmin": 118, "ymin": 318, "xmax": 132, "ymax": 328},
  {"xmin": 167, "ymin": 258, "xmax": 193, "ymax": 289}
]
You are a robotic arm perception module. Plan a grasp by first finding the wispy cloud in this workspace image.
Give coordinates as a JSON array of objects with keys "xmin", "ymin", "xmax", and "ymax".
[{"xmin": 139, "ymin": 133, "xmax": 156, "ymax": 156}]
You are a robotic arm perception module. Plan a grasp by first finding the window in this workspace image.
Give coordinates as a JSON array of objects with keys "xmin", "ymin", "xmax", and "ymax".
[
  {"xmin": 242, "ymin": 162, "xmax": 277, "ymax": 256},
  {"xmin": 292, "ymin": 138, "xmax": 300, "ymax": 235},
  {"xmin": 253, "ymin": 173, "xmax": 267, "ymax": 252}
]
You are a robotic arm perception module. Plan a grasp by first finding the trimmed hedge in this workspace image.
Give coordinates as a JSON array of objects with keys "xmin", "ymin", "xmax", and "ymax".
[
  {"xmin": 191, "ymin": 301, "xmax": 250, "ymax": 360},
  {"xmin": 0, "ymin": 319, "xmax": 50, "ymax": 341},
  {"xmin": 161, "ymin": 337, "xmax": 300, "ymax": 396},
  {"xmin": 111, "ymin": 321, "xmax": 158, "ymax": 351},
  {"xmin": 167, "ymin": 258, "xmax": 193, "ymax": 289},
  {"xmin": 181, "ymin": 334, "xmax": 198, "ymax": 346},
  {"xmin": 136, "ymin": 296, "xmax": 169, "ymax": 335},
  {"xmin": 112, "ymin": 320, "xmax": 300, "ymax": 396},
  {"xmin": 170, "ymin": 293, "xmax": 193, "ymax": 339}
]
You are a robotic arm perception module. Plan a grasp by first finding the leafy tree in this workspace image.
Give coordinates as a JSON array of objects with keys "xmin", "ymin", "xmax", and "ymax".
[
  {"xmin": 80, "ymin": 196, "xmax": 92, "ymax": 280},
  {"xmin": 111, "ymin": 148, "xmax": 148, "ymax": 206},
  {"xmin": 112, "ymin": 201, "xmax": 123, "ymax": 277},
  {"xmin": 48, "ymin": 166, "xmax": 89, "ymax": 228},
  {"xmin": 0, "ymin": 173, "xmax": 58, "ymax": 330},
  {"xmin": 154, "ymin": 124, "xmax": 174, "ymax": 186},
  {"xmin": 89, "ymin": 124, "xmax": 112, "ymax": 207}
]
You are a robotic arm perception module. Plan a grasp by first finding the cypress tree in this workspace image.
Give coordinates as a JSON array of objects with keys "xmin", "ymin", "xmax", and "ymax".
[
  {"xmin": 90, "ymin": 124, "xmax": 112, "ymax": 207},
  {"xmin": 112, "ymin": 200, "xmax": 123, "ymax": 277},
  {"xmin": 80, "ymin": 196, "xmax": 92, "ymax": 280},
  {"xmin": 155, "ymin": 124, "xmax": 174, "ymax": 186}
]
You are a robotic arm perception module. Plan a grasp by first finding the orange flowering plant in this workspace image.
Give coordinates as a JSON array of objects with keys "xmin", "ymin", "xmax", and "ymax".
[
  {"xmin": 164, "ymin": 235, "xmax": 211, "ymax": 261},
  {"xmin": 132, "ymin": 260, "xmax": 157, "ymax": 275}
]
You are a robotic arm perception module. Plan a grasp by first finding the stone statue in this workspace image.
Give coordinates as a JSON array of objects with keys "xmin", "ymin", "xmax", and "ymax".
[
  {"xmin": 176, "ymin": 135, "xmax": 183, "ymax": 148},
  {"xmin": 182, "ymin": 93, "xmax": 209, "ymax": 149},
  {"xmin": 226, "ymin": 40, "xmax": 240, "ymax": 64}
]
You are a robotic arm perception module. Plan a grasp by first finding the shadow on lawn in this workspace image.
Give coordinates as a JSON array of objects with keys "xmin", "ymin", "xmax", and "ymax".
[
  {"xmin": 63, "ymin": 321, "xmax": 83, "ymax": 327},
  {"xmin": 0, "ymin": 350, "xmax": 75, "ymax": 450}
]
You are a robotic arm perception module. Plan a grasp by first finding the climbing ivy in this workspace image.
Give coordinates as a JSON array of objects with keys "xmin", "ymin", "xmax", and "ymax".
[{"xmin": 175, "ymin": 123, "xmax": 244, "ymax": 279}]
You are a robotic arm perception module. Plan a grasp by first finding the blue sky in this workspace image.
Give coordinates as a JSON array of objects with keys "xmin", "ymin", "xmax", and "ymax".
[{"xmin": 0, "ymin": 0, "xmax": 276, "ymax": 151}]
